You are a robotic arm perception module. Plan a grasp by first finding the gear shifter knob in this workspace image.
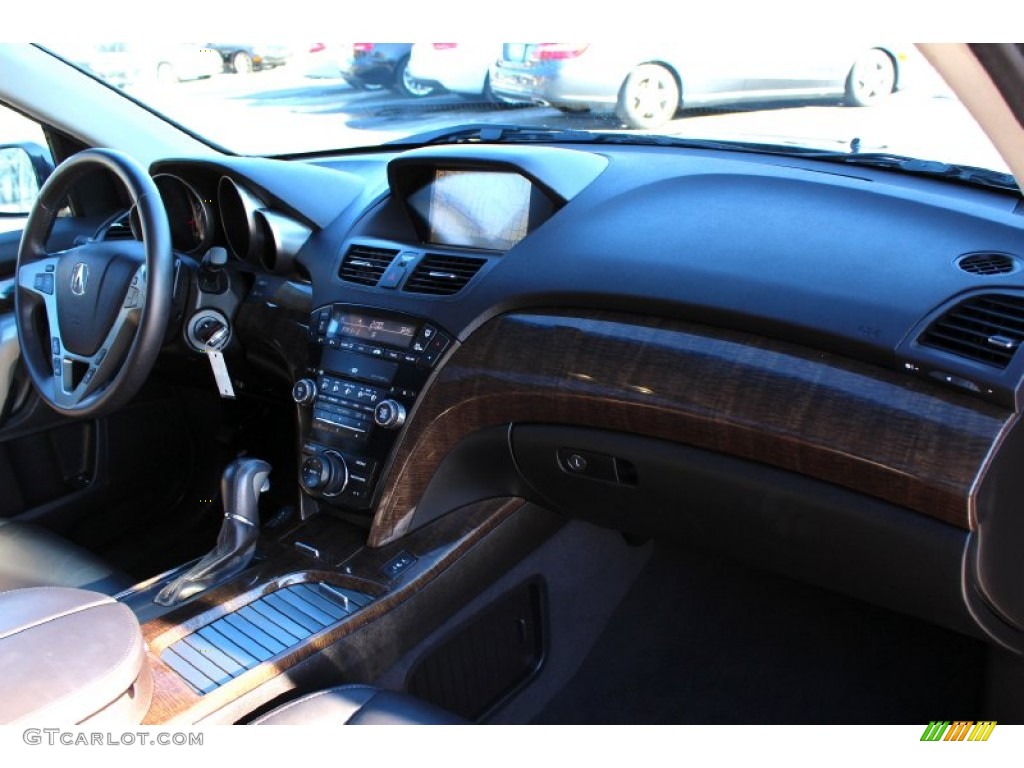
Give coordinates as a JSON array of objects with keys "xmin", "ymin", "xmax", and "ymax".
[
  {"xmin": 222, "ymin": 457, "xmax": 272, "ymax": 526},
  {"xmin": 155, "ymin": 458, "xmax": 271, "ymax": 607}
]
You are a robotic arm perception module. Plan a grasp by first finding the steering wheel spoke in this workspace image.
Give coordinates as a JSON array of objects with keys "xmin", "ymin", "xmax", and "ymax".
[
  {"xmin": 16, "ymin": 255, "xmax": 61, "ymax": 298},
  {"xmin": 54, "ymin": 291, "xmax": 145, "ymax": 409}
]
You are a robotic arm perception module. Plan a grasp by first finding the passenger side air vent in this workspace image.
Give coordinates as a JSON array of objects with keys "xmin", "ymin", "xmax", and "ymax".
[
  {"xmin": 338, "ymin": 245, "xmax": 399, "ymax": 286},
  {"xmin": 957, "ymin": 252, "xmax": 1019, "ymax": 276},
  {"xmin": 404, "ymin": 254, "xmax": 487, "ymax": 296},
  {"xmin": 919, "ymin": 294, "xmax": 1024, "ymax": 368}
]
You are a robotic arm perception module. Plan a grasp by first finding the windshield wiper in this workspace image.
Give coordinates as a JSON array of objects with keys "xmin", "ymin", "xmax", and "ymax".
[
  {"xmin": 386, "ymin": 125, "xmax": 1021, "ymax": 194},
  {"xmin": 384, "ymin": 123, "xmax": 601, "ymax": 147},
  {"xmin": 776, "ymin": 150, "xmax": 1021, "ymax": 193}
]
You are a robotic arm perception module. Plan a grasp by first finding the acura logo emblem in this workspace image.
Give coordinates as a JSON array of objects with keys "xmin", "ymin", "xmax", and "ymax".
[{"xmin": 70, "ymin": 263, "xmax": 89, "ymax": 296}]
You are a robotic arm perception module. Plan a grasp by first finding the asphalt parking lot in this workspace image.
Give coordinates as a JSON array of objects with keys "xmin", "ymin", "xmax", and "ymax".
[{"xmin": 125, "ymin": 64, "xmax": 1008, "ymax": 173}]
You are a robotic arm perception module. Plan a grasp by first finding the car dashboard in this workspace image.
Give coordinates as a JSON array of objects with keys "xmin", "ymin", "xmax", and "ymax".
[{"xmin": 117, "ymin": 138, "xmax": 1024, "ymax": 720}]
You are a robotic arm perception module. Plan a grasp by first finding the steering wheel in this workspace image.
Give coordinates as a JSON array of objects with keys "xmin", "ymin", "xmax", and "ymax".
[{"xmin": 15, "ymin": 148, "xmax": 173, "ymax": 417}]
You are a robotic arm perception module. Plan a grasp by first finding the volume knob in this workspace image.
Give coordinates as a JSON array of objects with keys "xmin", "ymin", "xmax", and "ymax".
[
  {"xmin": 292, "ymin": 378, "xmax": 317, "ymax": 406},
  {"xmin": 300, "ymin": 451, "xmax": 349, "ymax": 496},
  {"xmin": 373, "ymin": 399, "xmax": 407, "ymax": 429}
]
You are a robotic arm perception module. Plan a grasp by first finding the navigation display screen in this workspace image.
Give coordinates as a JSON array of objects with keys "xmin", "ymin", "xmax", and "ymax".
[
  {"xmin": 327, "ymin": 311, "xmax": 418, "ymax": 349},
  {"xmin": 422, "ymin": 170, "xmax": 533, "ymax": 251}
]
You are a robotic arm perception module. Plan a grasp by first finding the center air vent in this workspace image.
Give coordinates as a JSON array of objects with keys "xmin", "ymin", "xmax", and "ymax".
[
  {"xmin": 957, "ymin": 252, "xmax": 1019, "ymax": 276},
  {"xmin": 339, "ymin": 245, "xmax": 399, "ymax": 286},
  {"xmin": 919, "ymin": 294, "xmax": 1024, "ymax": 369},
  {"xmin": 404, "ymin": 254, "xmax": 486, "ymax": 296}
]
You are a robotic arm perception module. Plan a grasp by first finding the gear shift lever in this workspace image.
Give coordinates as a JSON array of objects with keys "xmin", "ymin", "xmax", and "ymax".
[{"xmin": 155, "ymin": 458, "xmax": 271, "ymax": 607}]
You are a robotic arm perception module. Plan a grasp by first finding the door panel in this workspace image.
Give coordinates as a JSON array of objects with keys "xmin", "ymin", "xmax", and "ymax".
[{"xmin": 0, "ymin": 313, "xmax": 15, "ymax": 416}]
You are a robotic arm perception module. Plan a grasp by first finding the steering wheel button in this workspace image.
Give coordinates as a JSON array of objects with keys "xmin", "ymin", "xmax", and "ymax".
[
  {"xmin": 82, "ymin": 369, "xmax": 95, "ymax": 385},
  {"xmin": 51, "ymin": 338, "xmax": 60, "ymax": 355},
  {"xmin": 35, "ymin": 273, "xmax": 54, "ymax": 294},
  {"xmin": 53, "ymin": 357, "xmax": 61, "ymax": 376},
  {"xmin": 96, "ymin": 348, "xmax": 107, "ymax": 363}
]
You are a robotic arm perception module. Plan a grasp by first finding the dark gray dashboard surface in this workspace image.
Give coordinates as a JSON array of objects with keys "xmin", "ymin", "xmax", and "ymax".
[{"xmin": 300, "ymin": 145, "xmax": 1024, "ymax": 390}]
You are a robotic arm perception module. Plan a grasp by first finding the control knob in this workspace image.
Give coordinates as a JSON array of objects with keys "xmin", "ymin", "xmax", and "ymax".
[
  {"xmin": 373, "ymin": 399, "xmax": 407, "ymax": 429},
  {"xmin": 300, "ymin": 451, "xmax": 349, "ymax": 496},
  {"xmin": 292, "ymin": 378, "xmax": 317, "ymax": 406}
]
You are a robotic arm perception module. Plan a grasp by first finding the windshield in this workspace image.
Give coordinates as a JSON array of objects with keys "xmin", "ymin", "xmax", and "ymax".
[{"xmin": 36, "ymin": 42, "xmax": 1010, "ymax": 174}]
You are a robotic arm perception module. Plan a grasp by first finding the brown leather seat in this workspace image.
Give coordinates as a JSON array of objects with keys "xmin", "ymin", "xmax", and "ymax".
[
  {"xmin": 252, "ymin": 685, "xmax": 467, "ymax": 725},
  {"xmin": 0, "ymin": 518, "xmax": 134, "ymax": 595}
]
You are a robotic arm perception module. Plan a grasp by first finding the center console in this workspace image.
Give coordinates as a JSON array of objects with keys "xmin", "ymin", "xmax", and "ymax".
[{"xmin": 294, "ymin": 304, "xmax": 451, "ymax": 510}]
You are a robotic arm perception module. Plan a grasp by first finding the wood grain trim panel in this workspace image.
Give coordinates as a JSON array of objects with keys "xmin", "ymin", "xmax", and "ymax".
[
  {"xmin": 370, "ymin": 311, "xmax": 1013, "ymax": 545},
  {"xmin": 142, "ymin": 496, "xmax": 526, "ymax": 724}
]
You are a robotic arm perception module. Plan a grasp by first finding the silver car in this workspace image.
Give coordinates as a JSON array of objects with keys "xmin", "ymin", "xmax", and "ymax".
[{"xmin": 490, "ymin": 42, "xmax": 910, "ymax": 129}]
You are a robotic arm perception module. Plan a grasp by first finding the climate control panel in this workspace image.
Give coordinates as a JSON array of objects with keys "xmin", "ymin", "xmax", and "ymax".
[{"xmin": 296, "ymin": 304, "xmax": 452, "ymax": 511}]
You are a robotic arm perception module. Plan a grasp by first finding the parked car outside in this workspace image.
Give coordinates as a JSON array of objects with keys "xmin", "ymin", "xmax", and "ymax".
[
  {"xmin": 407, "ymin": 42, "xmax": 502, "ymax": 100},
  {"xmin": 206, "ymin": 44, "xmax": 292, "ymax": 74},
  {"xmin": 490, "ymin": 42, "xmax": 912, "ymax": 129},
  {"xmin": 60, "ymin": 43, "xmax": 223, "ymax": 86},
  {"xmin": 338, "ymin": 43, "xmax": 440, "ymax": 97},
  {"xmin": 296, "ymin": 43, "xmax": 345, "ymax": 79}
]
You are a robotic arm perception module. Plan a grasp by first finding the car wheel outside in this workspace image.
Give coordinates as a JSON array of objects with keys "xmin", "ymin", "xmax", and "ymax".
[
  {"xmin": 156, "ymin": 62, "xmax": 177, "ymax": 83},
  {"xmin": 232, "ymin": 51, "xmax": 254, "ymax": 75},
  {"xmin": 457, "ymin": 75, "xmax": 501, "ymax": 104},
  {"xmin": 394, "ymin": 57, "xmax": 436, "ymax": 98},
  {"xmin": 615, "ymin": 63, "xmax": 680, "ymax": 129},
  {"xmin": 845, "ymin": 49, "xmax": 896, "ymax": 107}
]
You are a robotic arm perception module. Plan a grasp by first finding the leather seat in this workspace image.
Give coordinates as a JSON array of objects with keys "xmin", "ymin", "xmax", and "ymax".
[
  {"xmin": 252, "ymin": 685, "xmax": 467, "ymax": 725},
  {"xmin": 0, "ymin": 518, "xmax": 134, "ymax": 595}
]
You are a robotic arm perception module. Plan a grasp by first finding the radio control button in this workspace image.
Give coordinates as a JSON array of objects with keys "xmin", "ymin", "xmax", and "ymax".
[
  {"xmin": 292, "ymin": 378, "xmax": 317, "ymax": 406},
  {"xmin": 301, "ymin": 451, "xmax": 349, "ymax": 497},
  {"xmin": 373, "ymin": 399, "xmax": 407, "ymax": 430},
  {"xmin": 426, "ymin": 333, "xmax": 450, "ymax": 355}
]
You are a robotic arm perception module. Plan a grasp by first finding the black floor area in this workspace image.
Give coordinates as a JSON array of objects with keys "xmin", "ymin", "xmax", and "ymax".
[
  {"xmin": 534, "ymin": 540, "xmax": 987, "ymax": 724},
  {"xmin": 70, "ymin": 385, "xmax": 298, "ymax": 582}
]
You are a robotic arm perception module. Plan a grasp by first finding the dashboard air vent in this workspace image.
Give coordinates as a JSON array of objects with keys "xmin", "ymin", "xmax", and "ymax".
[
  {"xmin": 104, "ymin": 213, "xmax": 136, "ymax": 240},
  {"xmin": 338, "ymin": 245, "xmax": 399, "ymax": 286},
  {"xmin": 957, "ymin": 253, "xmax": 1018, "ymax": 276},
  {"xmin": 404, "ymin": 254, "xmax": 486, "ymax": 296},
  {"xmin": 919, "ymin": 294, "xmax": 1024, "ymax": 369}
]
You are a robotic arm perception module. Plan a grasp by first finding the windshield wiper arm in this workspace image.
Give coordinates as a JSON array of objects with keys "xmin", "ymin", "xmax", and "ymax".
[
  {"xmin": 779, "ymin": 151, "xmax": 1020, "ymax": 193},
  {"xmin": 385, "ymin": 123, "xmax": 600, "ymax": 147}
]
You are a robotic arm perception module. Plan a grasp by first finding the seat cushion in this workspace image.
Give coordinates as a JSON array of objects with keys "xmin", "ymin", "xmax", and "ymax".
[
  {"xmin": 252, "ymin": 685, "xmax": 467, "ymax": 725},
  {"xmin": 0, "ymin": 518, "xmax": 134, "ymax": 595},
  {"xmin": 0, "ymin": 587, "xmax": 152, "ymax": 725}
]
